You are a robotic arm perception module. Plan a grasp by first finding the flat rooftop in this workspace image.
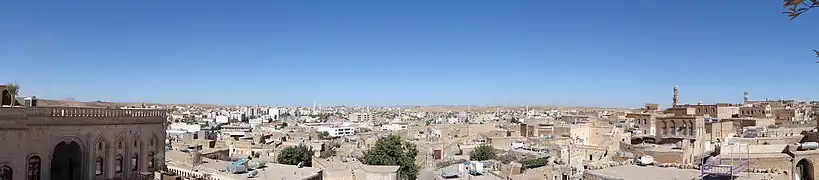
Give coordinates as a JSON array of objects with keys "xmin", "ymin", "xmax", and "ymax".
[
  {"xmin": 589, "ymin": 165, "xmax": 785, "ymax": 180},
  {"xmin": 166, "ymin": 150, "xmax": 322, "ymax": 180}
]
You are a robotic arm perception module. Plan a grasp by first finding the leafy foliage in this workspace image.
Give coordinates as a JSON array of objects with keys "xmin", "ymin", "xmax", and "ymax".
[
  {"xmin": 519, "ymin": 158, "xmax": 549, "ymax": 169},
  {"xmin": 360, "ymin": 134, "xmax": 419, "ymax": 180},
  {"xmin": 469, "ymin": 145, "xmax": 497, "ymax": 161},
  {"xmin": 781, "ymin": 0, "xmax": 819, "ymax": 61},
  {"xmin": 316, "ymin": 131, "xmax": 331, "ymax": 140},
  {"xmin": 783, "ymin": 0, "xmax": 819, "ymax": 19},
  {"xmin": 277, "ymin": 144, "xmax": 314, "ymax": 167},
  {"xmin": 5, "ymin": 82, "xmax": 19, "ymax": 106},
  {"xmin": 319, "ymin": 141, "xmax": 341, "ymax": 158}
]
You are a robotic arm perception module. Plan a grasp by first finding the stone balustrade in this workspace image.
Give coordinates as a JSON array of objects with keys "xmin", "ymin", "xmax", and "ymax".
[{"xmin": 0, "ymin": 106, "xmax": 168, "ymax": 119}]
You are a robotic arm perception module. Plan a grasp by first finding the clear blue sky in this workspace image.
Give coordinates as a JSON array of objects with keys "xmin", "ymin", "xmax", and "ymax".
[{"xmin": 1, "ymin": 1, "xmax": 818, "ymax": 107}]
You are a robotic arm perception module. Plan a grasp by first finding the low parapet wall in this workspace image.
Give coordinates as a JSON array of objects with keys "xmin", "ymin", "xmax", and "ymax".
[
  {"xmin": 1, "ymin": 106, "xmax": 167, "ymax": 117},
  {"xmin": 582, "ymin": 171, "xmax": 625, "ymax": 180},
  {"xmin": 0, "ymin": 106, "xmax": 168, "ymax": 125}
]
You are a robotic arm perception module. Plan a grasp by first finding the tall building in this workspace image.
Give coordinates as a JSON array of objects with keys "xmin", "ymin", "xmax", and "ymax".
[
  {"xmin": 348, "ymin": 112, "xmax": 375, "ymax": 122},
  {"xmin": 672, "ymin": 85, "xmax": 679, "ymax": 107},
  {"xmin": 0, "ymin": 89, "xmax": 168, "ymax": 180}
]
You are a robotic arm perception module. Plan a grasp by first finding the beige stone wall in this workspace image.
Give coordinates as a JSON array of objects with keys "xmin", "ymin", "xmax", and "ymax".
[
  {"xmin": 740, "ymin": 106, "xmax": 771, "ymax": 118},
  {"xmin": 0, "ymin": 107, "xmax": 166, "ymax": 180},
  {"xmin": 583, "ymin": 171, "xmax": 625, "ymax": 180},
  {"xmin": 716, "ymin": 106, "xmax": 740, "ymax": 119}
]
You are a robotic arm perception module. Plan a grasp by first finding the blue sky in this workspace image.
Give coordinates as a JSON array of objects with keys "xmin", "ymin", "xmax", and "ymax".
[{"xmin": 1, "ymin": 1, "xmax": 817, "ymax": 107}]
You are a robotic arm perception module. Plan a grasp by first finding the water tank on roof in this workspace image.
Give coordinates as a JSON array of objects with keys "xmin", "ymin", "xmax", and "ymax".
[
  {"xmin": 226, "ymin": 164, "xmax": 247, "ymax": 174},
  {"xmin": 24, "ymin": 96, "xmax": 37, "ymax": 107},
  {"xmin": 800, "ymin": 142, "xmax": 819, "ymax": 150}
]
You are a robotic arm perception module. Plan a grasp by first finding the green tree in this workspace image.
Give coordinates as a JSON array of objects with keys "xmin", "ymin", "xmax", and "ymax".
[
  {"xmin": 782, "ymin": 0, "xmax": 819, "ymax": 60},
  {"xmin": 469, "ymin": 144, "xmax": 496, "ymax": 161},
  {"xmin": 360, "ymin": 134, "xmax": 419, "ymax": 180},
  {"xmin": 277, "ymin": 144, "xmax": 314, "ymax": 167},
  {"xmin": 5, "ymin": 82, "xmax": 18, "ymax": 106},
  {"xmin": 319, "ymin": 141, "xmax": 341, "ymax": 158},
  {"xmin": 316, "ymin": 131, "xmax": 331, "ymax": 140}
]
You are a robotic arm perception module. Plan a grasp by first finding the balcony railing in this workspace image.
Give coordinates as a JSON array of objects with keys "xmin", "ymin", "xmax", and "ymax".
[{"xmin": 0, "ymin": 106, "xmax": 168, "ymax": 118}]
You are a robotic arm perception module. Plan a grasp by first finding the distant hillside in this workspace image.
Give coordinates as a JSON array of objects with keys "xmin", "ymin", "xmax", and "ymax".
[
  {"xmin": 408, "ymin": 105, "xmax": 634, "ymax": 112},
  {"xmin": 35, "ymin": 99, "xmax": 224, "ymax": 108}
]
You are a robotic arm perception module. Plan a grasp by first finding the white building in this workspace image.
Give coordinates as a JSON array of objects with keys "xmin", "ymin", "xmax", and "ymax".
[
  {"xmin": 215, "ymin": 115, "xmax": 230, "ymax": 123},
  {"xmin": 447, "ymin": 118, "xmax": 461, "ymax": 124},
  {"xmin": 317, "ymin": 126, "xmax": 356, "ymax": 137},
  {"xmin": 381, "ymin": 124, "xmax": 408, "ymax": 131},
  {"xmin": 168, "ymin": 123, "xmax": 202, "ymax": 133}
]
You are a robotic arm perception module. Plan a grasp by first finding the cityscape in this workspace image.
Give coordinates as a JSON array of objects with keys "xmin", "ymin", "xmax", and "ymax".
[{"xmin": 3, "ymin": 1, "xmax": 819, "ymax": 180}]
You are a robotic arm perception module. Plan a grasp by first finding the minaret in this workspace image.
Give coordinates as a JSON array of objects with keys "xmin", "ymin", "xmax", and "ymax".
[
  {"xmin": 743, "ymin": 92, "xmax": 749, "ymax": 104},
  {"xmin": 672, "ymin": 85, "xmax": 679, "ymax": 107}
]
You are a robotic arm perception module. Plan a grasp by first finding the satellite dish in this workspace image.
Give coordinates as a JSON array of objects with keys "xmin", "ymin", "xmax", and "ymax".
[{"xmin": 247, "ymin": 170, "xmax": 258, "ymax": 178}]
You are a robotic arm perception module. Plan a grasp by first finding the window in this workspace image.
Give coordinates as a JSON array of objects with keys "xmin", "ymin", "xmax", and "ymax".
[
  {"xmin": 131, "ymin": 154, "xmax": 139, "ymax": 171},
  {"xmin": 0, "ymin": 165, "xmax": 12, "ymax": 180},
  {"xmin": 148, "ymin": 152, "xmax": 155, "ymax": 168},
  {"xmin": 133, "ymin": 140, "xmax": 138, "ymax": 147},
  {"xmin": 98, "ymin": 141, "xmax": 104, "ymax": 151},
  {"xmin": 117, "ymin": 141, "xmax": 123, "ymax": 149},
  {"xmin": 115, "ymin": 155, "xmax": 123, "ymax": 173},
  {"xmin": 95, "ymin": 157, "xmax": 104, "ymax": 175},
  {"xmin": 27, "ymin": 156, "xmax": 40, "ymax": 180},
  {"xmin": 150, "ymin": 138, "xmax": 155, "ymax": 147}
]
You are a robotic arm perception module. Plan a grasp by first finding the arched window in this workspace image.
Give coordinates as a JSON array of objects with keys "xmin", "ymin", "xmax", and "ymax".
[
  {"xmin": 27, "ymin": 156, "xmax": 40, "ymax": 180},
  {"xmin": 131, "ymin": 154, "xmax": 139, "ymax": 171},
  {"xmin": 95, "ymin": 157, "xmax": 104, "ymax": 176},
  {"xmin": 148, "ymin": 152, "xmax": 155, "ymax": 168},
  {"xmin": 115, "ymin": 155, "xmax": 123, "ymax": 173},
  {"xmin": 0, "ymin": 165, "xmax": 12, "ymax": 180}
]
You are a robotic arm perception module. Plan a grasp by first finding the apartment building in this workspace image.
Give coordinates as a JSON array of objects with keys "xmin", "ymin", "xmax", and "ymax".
[
  {"xmin": 317, "ymin": 126, "xmax": 356, "ymax": 137},
  {"xmin": 348, "ymin": 113, "xmax": 375, "ymax": 122}
]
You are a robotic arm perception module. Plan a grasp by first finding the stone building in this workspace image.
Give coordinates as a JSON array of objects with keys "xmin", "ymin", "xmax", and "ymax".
[
  {"xmin": 672, "ymin": 104, "xmax": 739, "ymax": 119},
  {"xmin": 625, "ymin": 113, "xmax": 657, "ymax": 136},
  {"xmin": 0, "ymin": 97, "xmax": 167, "ymax": 180}
]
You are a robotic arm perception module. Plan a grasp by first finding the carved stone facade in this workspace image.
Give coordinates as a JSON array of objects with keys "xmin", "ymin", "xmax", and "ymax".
[{"xmin": 0, "ymin": 107, "xmax": 167, "ymax": 180}]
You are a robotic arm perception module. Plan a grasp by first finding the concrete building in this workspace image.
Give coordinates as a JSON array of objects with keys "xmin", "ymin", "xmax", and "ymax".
[
  {"xmin": 0, "ymin": 105, "xmax": 168, "ymax": 180},
  {"xmin": 381, "ymin": 123, "xmax": 408, "ymax": 131},
  {"xmin": 348, "ymin": 113, "xmax": 375, "ymax": 122},
  {"xmin": 317, "ymin": 126, "xmax": 355, "ymax": 137}
]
